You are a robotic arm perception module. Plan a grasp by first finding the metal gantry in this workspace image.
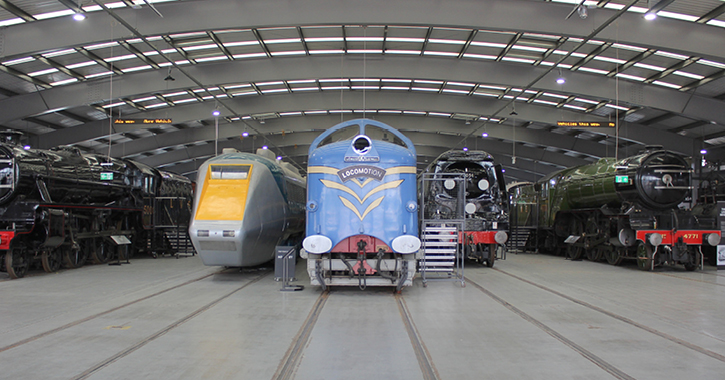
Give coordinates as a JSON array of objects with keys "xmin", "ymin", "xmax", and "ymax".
[{"xmin": 419, "ymin": 172, "xmax": 467, "ymax": 287}]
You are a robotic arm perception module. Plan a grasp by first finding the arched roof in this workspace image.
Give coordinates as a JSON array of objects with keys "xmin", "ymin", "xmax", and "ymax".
[{"xmin": 0, "ymin": 0, "xmax": 724, "ymax": 182}]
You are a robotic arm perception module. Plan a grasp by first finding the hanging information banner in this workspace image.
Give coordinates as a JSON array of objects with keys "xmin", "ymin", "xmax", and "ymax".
[
  {"xmin": 114, "ymin": 118, "xmax": 172, "ymax": 124},
  {"xmin": 557, "ymin": 121, "xmax": 616, "ymax": 128}
]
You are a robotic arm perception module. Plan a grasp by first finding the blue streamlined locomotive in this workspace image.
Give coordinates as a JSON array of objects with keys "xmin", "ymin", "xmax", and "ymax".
[
  {"xmin": 190, "ymin": 148, "xmax": 306, "ymax": 267},
  {"xmin": 302, "ymin": 119, "xmax": 420, "ymax": 290}
]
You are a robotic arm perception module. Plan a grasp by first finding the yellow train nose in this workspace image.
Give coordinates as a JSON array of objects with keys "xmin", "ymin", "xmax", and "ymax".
[{"xmin": 194, "ymin": 164, "xmax": 252, "ymax": 221}]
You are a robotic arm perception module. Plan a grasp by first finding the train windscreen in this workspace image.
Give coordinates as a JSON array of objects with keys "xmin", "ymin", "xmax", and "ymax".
[{"xmin": 211, "ymin": 165, "xmax": 250, "ymax": 180}]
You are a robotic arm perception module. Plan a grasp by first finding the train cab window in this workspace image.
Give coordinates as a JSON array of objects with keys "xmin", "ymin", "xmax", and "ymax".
[
  {"xmin": 363, "ymin": 126, "xmax": 407, "ymax": 148},
  {"xmin": 210, "ymin": 165, "xmax": 251, "ymax": 180},
  {"xmin": 318, "ymin": 125, "xmax": 408, "ymax": 149}
]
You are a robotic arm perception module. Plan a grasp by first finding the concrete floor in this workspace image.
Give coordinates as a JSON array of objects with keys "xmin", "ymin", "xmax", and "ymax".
[{"xmin": 2, "ymin": 253, "xmax": 725, "ymax": 380}]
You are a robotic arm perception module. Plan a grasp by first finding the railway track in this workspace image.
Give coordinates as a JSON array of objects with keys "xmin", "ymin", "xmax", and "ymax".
[
  {"xmin": 71, "ymin": 271, "xmax": 271, "ymax": 380},
  {"xmin": 465, "ymin": 275, "xmax": 636, "ymax": 380},
  {"xmin": 0, "ymin": 267, "xmax": 231, "ymax": 354},
  {"xmin": 272, "ymin": 289, "xmax": 440, "ymax": 380},
  {"xmin": 480, "ymin": 267, "xmax": 725, "ymax": 364}
]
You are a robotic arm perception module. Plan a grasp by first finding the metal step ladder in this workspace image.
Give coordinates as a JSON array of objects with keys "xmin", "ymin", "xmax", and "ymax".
[
  {"xmin": 419, "ymin": 221, "xmax": 464, "ymax": 286},
  {"xmin": 164, "ymin": 227, "xmax": 195, "ymax": 256},
  {"xmin": 508, "ymin": 227, "xmax": 532, "ymax": 254}
]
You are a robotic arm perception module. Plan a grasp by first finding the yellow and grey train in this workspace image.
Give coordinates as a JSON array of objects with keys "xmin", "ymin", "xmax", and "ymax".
[{"xmin": 189, "ymin": 148, "xmax": 306, "ymax": 267}]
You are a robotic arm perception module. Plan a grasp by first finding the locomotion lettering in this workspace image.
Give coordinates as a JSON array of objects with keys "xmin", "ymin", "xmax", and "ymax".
[{"xmin": 337, "ymin": 165, "xmax": 387, "ymax": 182}]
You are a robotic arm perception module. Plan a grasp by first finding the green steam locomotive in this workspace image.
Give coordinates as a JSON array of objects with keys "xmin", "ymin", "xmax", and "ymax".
[{"xmin": 510, "ymin": 147, "xmax": 720, "ymax": 271}]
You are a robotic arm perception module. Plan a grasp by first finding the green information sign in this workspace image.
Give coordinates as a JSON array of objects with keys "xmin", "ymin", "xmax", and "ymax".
[
  {"xmin": 615, "ymin": 175, "xmax": 628, "ymax": 184},
  {"xmin": 101, "ymin": 172, "xmax": 114, "ymax": 181}
]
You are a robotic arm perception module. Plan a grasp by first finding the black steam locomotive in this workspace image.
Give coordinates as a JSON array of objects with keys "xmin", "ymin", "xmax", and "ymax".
[
  {"xmin": 419, "ymin": 149, "xmax": 509, "ymax": 267},
  {"xmin": 0, "ymin": 131, "xmax": 193, "ymax": 278},
  {"xmin": 510, "ymin": 147, "xmax": 720, "ymax": 271}
]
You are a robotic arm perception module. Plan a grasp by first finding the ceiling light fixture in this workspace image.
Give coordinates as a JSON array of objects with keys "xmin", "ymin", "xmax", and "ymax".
[
  {"xmin": 644, "ymin": 12, "xmax": 657, "ymax": 21},
  {"xmin": 565, "ymin": 0, "xmax": 588, "ymax": 20},
  {"xmin": 164, "ymin": 68, "xmax": 175, "ymax": 81},
  {"xmin": 556, "ymin": 68, "xmax": 566, "ymax": 84},
  {"xmin": 700, "ymin": 149, "xmax": 707, "ymax": 155},
  {"xmin": 577, "ymin": 4, "xmax": 587, "ymax": 19},
  {"xmin": 482, "ymin": 132, "xmax": 488, "ymax": 138},
  {"xmin": 72, "ymin": 0, "xmax": 86, "ymax": 21},
  {"xmin": 212, "ymin": 109, "xmax": 220, "ymax": 117}
]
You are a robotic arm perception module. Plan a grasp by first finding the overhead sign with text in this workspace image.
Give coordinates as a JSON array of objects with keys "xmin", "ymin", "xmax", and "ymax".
[
  {"xmin": 114, "ymin": 118, "xmax": 172, "ymax": 125},
  {"xmin": 557, "ymin": 121, "xmax": 616, "ymax": 128}
]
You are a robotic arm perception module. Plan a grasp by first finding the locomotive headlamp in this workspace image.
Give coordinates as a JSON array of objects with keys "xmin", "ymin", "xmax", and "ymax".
[
  {"xmin": 306, "ymin": 200, "xmax": 318, "ymax": 212},
  {"xmin": 465, "ymin": 203, "xmax": 477, "ymax": 214},
  {"xmin": 706, "ymin": 233, "xmax": 721, "ymax": 246},
  {"xmin": 478, "ymin": 179, "xmax": 489, "ymax": 191},
  {"xmin": 303, "ymin": 235, "xmax": 332, "ymax": 254},
  {"xmin": 392, "ymin": 235, "xmax": 421, "ymax": 254},
  {"xmin": 444, "ymin": 179, "xmax": 455, "ymax": 190},
  {"xmin": 494, "ymin": 231, "xmax": 508, "ymax": 245},
  {"xmin": 648, "ymin": 233, "xmax": 663, "ymax": 247},
  {"xmin": 406, "ymin": 201, "xmax": 417, "ymax": 212}
]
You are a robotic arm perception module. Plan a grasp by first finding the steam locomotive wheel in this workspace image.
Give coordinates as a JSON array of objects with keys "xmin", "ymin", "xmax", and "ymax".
[
  {"xmin": 684, "ymin": 247, "xmax": 699, "ymax": 271},
  {"xmin": 62, "ymin": 244, "xmax": 88, "ymax": 269},
  {"xmin": 486, "ymin": 244, "xmax": 496, "ymax": 268},
  {"xmin": 5, "ymin": 248, "xmax": 29, "ymax": 279},
  {"xmin": 604, "ymin": 247, "xmax": 624, "ymax": 266},
  {"xmin": 41, "ymin": 249, "xmax": 62, "ymax": 273},
  {"xmin": 90, "ymin": 238, "xmax": 116, "ymax": 264},
  {"xmin": 586, "ymin": 246, "xmax": 604, "ymax": 261},
  {"xmin": 636, "ymin": 242, "xmax": 653, "ymax": 271}
]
